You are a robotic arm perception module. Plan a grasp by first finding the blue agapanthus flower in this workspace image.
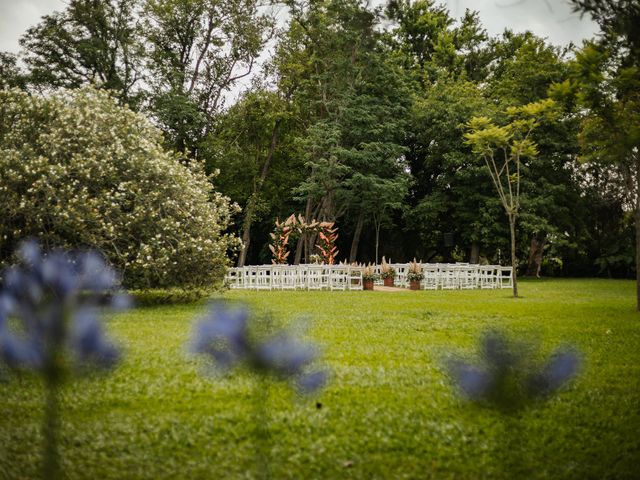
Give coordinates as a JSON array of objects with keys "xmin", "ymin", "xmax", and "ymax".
[
  {"xmin": 447, "ymin": 329, "xmax": 580, "ymax": 410},
  {"xmin": 0, "ymin": 240, "xmax": 128, "ymax": 371},
  {"xmin": 191, "ymin": 302, "xmax": 327, "ymax": 394}
]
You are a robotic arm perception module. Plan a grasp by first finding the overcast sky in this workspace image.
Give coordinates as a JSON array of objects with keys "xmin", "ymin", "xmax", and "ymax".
[{"xmin": 0, "ymin": 0, "xmax": 599, "ymax": 54}]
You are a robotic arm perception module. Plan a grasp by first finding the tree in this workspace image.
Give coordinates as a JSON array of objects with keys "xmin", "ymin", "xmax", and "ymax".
[
  {"xmin": 279, "ymin": 0, "xmax": 411, "ymax": 263},
  {"xmin": 407, "ymin": 75, "xmax": 499, "ymax": 263},
  {"xmin": 201, "ymin": 89, "xmax": 300, "ymax": 266},
  {"xmin": 0, "ymin": 87, "xmax": 239, "ymax": 289},
  {"xmin": 465, "ymin": 99, "xmax": 556, "ymax": 297},
  {"xmin": 385, "ymin": 2, "xmax": 493, "ymax": 84},
  {"xmin": 487, "ymin": 31, "xmax": 582, "ymax": 278},
  {"xmin": 0, "ymin": 52, "xmax": 27, "ymax": 90},
  {"xmin": 17, "ymin": 0, "xmax": 274, "ymax": 155},
  {"xmin": 19, "ymin": 0, "xmax": 144, "ymax": 106},
  {"xmin": 143, "ymin": 0, "xmax": 274, "ymax": 155},
  {"xmin": 555, "ymin": 0, "xmax": 640, "ymax": 308}
]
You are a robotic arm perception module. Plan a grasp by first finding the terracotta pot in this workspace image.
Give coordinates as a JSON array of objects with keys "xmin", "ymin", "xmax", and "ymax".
[
  {"xmin": 383, "ymin": 277, "xmax": 395, "ymax": 287},
  {"xmin": 409, "ymin": 280, "xmax": 421, "ymax": 291},
  {"xmin": 363, "ymin": 279, "xmax": 374, "ymax": 290}
]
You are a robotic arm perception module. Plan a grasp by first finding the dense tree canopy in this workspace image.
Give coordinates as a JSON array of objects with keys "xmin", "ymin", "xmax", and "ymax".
[{"xmin": 1, "ymin": 0, "xmax": 638, "ymax": 293}]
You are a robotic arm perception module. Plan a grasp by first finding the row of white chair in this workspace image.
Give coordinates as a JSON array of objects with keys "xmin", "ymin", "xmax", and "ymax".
[
  {"xmin": 225, "ymin": 263, "xmax": 513, "ymax": 291},
  {"xmin": 226, "ymin": 265, "xmax": 364, "ymax": 291},
  {"xmin": 376, "ymin": 263, "xmax": 513, "ymax": 290}
]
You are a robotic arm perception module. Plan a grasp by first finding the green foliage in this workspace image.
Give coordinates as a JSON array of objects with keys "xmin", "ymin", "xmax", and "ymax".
[
  {"xmin": 0, "ymin": 87, "xmax": 239, "ymax": 289},
  {"xmin": 1, "ymin": 280, "xmax": 640, "ymax": 478},
  {"xmin": 142, "ymin": 0, "xmax": 274, "ymax": 154},
  {"xmin": 16, "ymin": 0, "xmax": 274, "ymax": 154},
  {"xmin": 0, "ymin": 52, "xmax": 27, "ymax": 90},
  {"xmin": 19, "ymin": 0, "xmax": 144, "ymax": 106},
  {"xmin": 279, "ymin": 0, "xmax": 411, "ymax": 263},
  {"xmin": 129, "ymin": 288, "xmax": 215, "ymax": 305},
  {"xmin": 554, "ymin": 0, "xmax": 640, "ymax": 300},
  {"xmin": 4, "ymin": 0, "xmax": 636, "ymax": 278},
  {"xmin": 407, "ymin": 75, "xmax": 496, "ymax": 255}
]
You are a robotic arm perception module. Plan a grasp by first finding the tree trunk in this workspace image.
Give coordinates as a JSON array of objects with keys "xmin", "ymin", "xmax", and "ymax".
[
  {"xmin": 526, "ymin": 234, "xmax": 546, "ymax": 278},
  {"xmin": 469, "ymin": 242, "xmax": 480, "ymax": 264},
  {"xmin": 236, "ymin": 120, "xmax": 280, "ymax": 267},
  {"xmin": 375, "ymin": 219, "xmax": 381, "ymax": 265},
  {"xmin": 306, "ymin": 232, "xmax": 318, "ymax": 263},
  {"xmin": 293, "ymin": 237, "xmax": 304, "ymax": 265},
  {"xmin": 349, "ymin": 212, "xmax": 365, "ymax": 263},
  {"xmin": 237, "ymin": 208, "xmax": 253, "ymax": 267},
  {"xmin": 294, "ymin": 197, "xmax": 313, "ymax": 265},
  {"xmin": 509, "ymin": 216, "xmax": 518, "ymax": 298}
]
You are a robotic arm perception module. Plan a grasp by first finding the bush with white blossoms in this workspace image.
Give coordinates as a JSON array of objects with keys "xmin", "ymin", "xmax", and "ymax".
[{"xmin": 0, "ymin": 87, "xmax": 240, "ymax": 289}]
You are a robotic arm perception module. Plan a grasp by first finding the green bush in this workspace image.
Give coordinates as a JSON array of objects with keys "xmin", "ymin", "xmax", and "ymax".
[
  {"xmin": 0, "ymin": 87, "xmax": 239, "ymax": 289},
  {"xmin": 128, "ymin": 288, "xmax": 215, "ymax": 306}
]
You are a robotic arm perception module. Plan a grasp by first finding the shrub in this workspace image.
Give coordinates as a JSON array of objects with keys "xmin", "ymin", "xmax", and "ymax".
[{"xmin": 0, "ymin": 87, "xmax": 239, "ymax": 289}]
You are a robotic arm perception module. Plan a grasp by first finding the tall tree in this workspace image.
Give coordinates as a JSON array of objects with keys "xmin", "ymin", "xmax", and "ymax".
[
  {"xmin": 143, "ymin": 0, "xmax": 274, "ymax": 155},
  {"xmin": 19, "ymin": 0, "xmax": 144, "ymax": 105},
  {"xmin": 465, "ymin": 99, "xmax": 557, "ymax": 297},
  {"xmin": 555, "ymin": 0, "xmax": 640, "ymax": 308},
  {"xmin": 407, "ymin": 75, "xmax": 499, "ymax": 263},
  {"xmin": 488, "ymin": 31, "xmax": 581, "ymax": 277},
  {"xmin": 202, "ymin": 89, "xmax": 300, "ymax": 266},
  {"xmin": 279, "ymin": 0, "xmax": 411, "ymax": 263}
]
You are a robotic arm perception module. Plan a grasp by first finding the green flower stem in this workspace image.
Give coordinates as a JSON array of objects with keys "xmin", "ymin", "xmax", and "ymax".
[
  {"xmin": 253, "ymin": 376, "xmax": 271, "ymax": 480},
  {"xmin": 42, "ymin": 364, "xmax": 62, "ymax": 480}
]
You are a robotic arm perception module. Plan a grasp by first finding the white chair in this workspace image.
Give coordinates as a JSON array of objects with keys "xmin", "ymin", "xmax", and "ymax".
[
  {"xmin": 306, "ymin": 265, "xmax": 325, "ymax": 290},
  {"xmin": 255, "ymin": 266, "xmax": 272, "ymax": 290},
  {"xmin": 348, "ymin": 266, "xmax": 363, "ymax": 290},
  {"xmin": 393, "ymin": 264, "xmax": 408, "ymax": 288},
  {"xmin": 498, "ymin": 266, "xmax": 513, "ymax": 289},
  {"xmin": 421, "ymin": 265, "xmax": 439, "ymax": 290},
  {"xmin": 329, "ymin": 266, "xmax": 349, "ymax": 291},
  {"xmin": 440, "ymin": 265, "xmax": 458, "ymax": 290}
]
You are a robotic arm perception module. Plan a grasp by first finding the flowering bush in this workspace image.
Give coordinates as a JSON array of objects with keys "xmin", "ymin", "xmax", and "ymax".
[{"xmin": 0, "ymin": 87, "xmax": 239, "ymax": 289}]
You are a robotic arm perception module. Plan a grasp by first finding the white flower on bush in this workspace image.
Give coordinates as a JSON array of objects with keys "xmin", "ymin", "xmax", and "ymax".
[{"xmin": 0, "ymin": 87, "xmax": 240, "ymax": 289}]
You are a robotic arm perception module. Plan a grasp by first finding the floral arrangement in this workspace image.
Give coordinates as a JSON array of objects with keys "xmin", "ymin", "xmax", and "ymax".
[
  {"xmin": 380, "ymin": 256, "xmax": 396, "ymax": 279},
  {"xmin": 268, "ymin": 215, "xmax": 340, "ymax": 264},
  {"xmin": 316, "ymin": 222, "xmax": 339, "ymax": 265},
  {"xmin": 407, "ymin": 258, "xmax": 424, "ymax": 281},
  {"xmin": 362, "ymin": 264, "xmax": 379, "ymax": 281},
  {"xmin": 269, "ymin": 215, "xmax": 295, "ymax": 264}
]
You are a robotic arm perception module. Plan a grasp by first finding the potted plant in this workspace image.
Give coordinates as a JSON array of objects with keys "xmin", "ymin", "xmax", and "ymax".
[
  {"xmin": 407, "ymin": 258, "xmax": 424, "ymax": 290},
  {"xmin": 362, "ymin": 264, "xmax": 378, "ymax": 291},
  {"xmin": 380, "ymin": 256, "xmax": 396, "ymax": 287}
]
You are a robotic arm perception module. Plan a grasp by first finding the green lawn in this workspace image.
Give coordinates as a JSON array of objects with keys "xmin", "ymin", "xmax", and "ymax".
[{"xmin": 1, "ymin": 279, "xmax": 640, "ymax": 479}]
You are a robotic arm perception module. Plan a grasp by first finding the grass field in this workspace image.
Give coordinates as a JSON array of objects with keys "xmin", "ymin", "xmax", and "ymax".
[{"xmin": 1, "ymin": 279, "xmax": 640, "ymax": 479}]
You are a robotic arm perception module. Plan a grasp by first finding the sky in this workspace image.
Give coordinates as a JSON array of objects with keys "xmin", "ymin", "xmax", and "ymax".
[{"xmin": 0, "ymin": 0, "xmax": 599, "ymax": 54}]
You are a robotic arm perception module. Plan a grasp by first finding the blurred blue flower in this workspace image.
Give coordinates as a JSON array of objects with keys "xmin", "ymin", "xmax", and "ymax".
[
  {"xmin": 191, "ymin": 302, "xmax": 327, "ymax": 394},
  {"xmin": 447, "ymin": 329, "xmax": 581, "ymax": 410},
  {"xmin": 447, "ymin": 360, "xmax": 493, "ymax": 400},
  {"xmin": 0, "ymin": 240, "xmax": 128, "ymax": 371},
  {"xmin": 528, "ymin": 348, "xmax": 580, "ymax": 395},
  {"xmin": 191, "ymin": 303, "xmax": 250, "ymax": 370}
]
